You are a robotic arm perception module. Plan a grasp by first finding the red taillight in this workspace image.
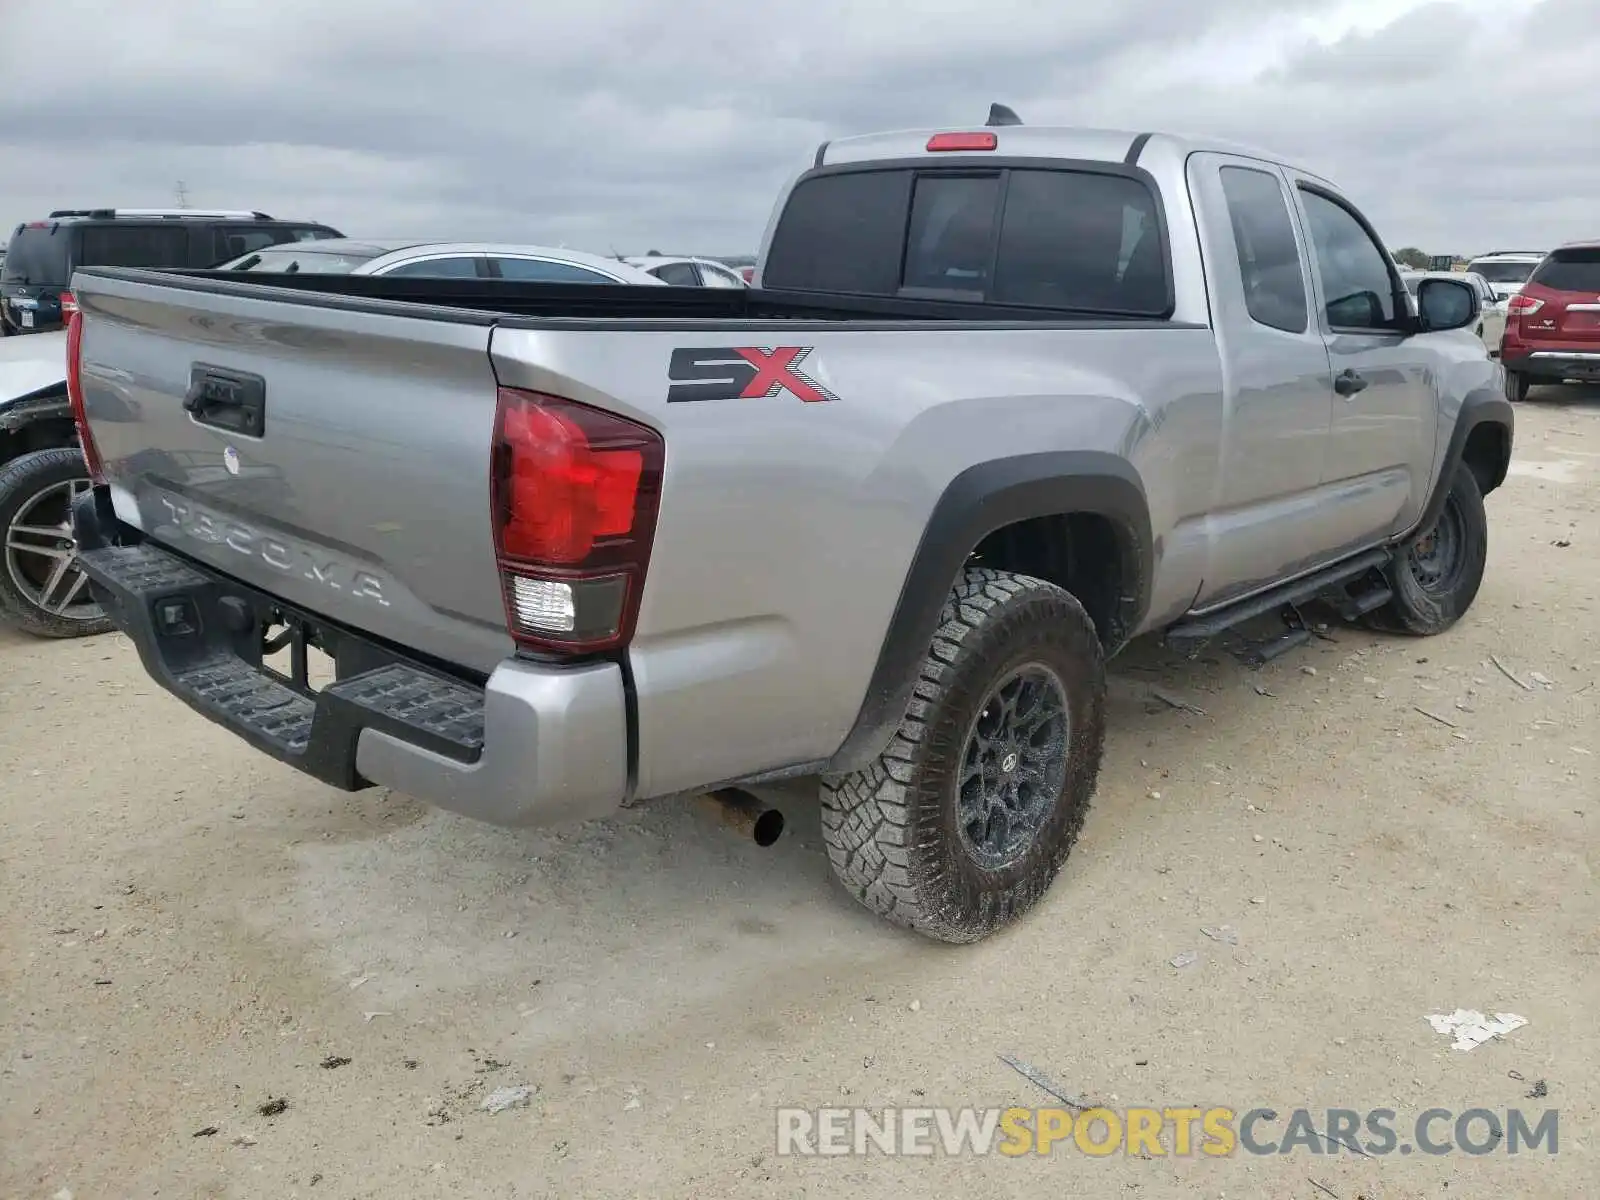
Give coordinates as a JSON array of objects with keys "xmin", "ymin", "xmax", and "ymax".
[
  {"xmin": 491, "ymin": 387, "xmax": 664, "ymax": 655},
  {"xmin": 926, "ymin": 131, "xmax": 998, "ymax": 152},
  {"xmin": 740, "ymin": 266, "xmax": 754, "ymax": 283},
  {"xmin": 1506, "ymin": 294, "xmax": 1544, "ymax": 316},
  {"xmin": 59, "ymin": 290, "xmax": 78, "ymax": 315},
  {"xmin": 65, "ymin": 309, "xmax": 105, "ymax": 483}
]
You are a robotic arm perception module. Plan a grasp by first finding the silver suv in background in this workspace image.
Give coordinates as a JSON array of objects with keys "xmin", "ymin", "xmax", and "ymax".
[
  {"xmin": 1464, "ymin": 251, "xmax": 1546, "ymax": 303},
  {"xmin": 216, "ymin": 239, "xmax": 668, "ymax": 285}
]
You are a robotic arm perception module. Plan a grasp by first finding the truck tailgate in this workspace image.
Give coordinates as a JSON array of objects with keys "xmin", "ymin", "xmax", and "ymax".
[{"xmin": 75, "ymin": 270, "xmax": 513, "ymax": 673}]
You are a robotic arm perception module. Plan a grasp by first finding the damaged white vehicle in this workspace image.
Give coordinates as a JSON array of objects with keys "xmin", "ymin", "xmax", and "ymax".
[{"xmin": 0, "ymin": 329, "xmax": 107, "ymax": 637}]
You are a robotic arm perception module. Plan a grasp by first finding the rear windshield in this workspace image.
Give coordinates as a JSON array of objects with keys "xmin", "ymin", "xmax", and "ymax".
[
  {"xmin": 763, "ymin": 165, "xmax": 1171, "ymax": 317},
  {"xmin": 1467, "ymin": 259, "xmax": 1537, "ymax": 284},
  {"xmin": 1529, "ymin": 248, "xmax": 1600, "ymax": 293},
  {"xmin": 209, "ymin": 225, "xmax": 338, "ymax": 267},
  {"xmin": 2, "ymin": 226, "xmax": 70, "ymax": 284},
  {"xmin": 226, "ymin": 247, "xmax": 378, "ymax": 274}
]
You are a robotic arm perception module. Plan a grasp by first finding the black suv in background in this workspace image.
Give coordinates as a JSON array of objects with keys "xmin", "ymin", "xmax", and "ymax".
[{"xmin": 1, "ymin": 209, "xmax": 343, "ymax": 335}]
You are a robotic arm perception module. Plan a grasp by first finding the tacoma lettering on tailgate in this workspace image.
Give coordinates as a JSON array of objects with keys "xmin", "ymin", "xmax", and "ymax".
[{"xmin": 153, "ymin": 494, "xmax": 391, "ymax": 607}]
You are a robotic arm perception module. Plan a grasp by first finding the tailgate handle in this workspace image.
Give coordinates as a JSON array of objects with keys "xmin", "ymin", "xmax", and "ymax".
[{"xmin": 184, "ymin": 364, "xmax": 266, "ymax": 438}]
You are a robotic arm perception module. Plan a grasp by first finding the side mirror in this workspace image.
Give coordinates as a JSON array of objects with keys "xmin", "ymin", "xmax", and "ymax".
[{"xmin": 1416, "ymin": 277, "xmax": 1480, "ymax": 333}]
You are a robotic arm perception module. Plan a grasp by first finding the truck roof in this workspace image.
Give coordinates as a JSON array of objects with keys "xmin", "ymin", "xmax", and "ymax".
[{"xmin": 816, "ymin": 124, "xmax": 1325, "ymax": 181}]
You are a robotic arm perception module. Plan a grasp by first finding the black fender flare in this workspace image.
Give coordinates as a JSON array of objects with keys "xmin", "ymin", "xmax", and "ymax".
[
  {"xmin": 1409, "ymin": 390, "xmax": 1513, "ymax": 538},
  {"xmin": 826, "ymin": 451, "xmax": 1152, "ymax": 775}
]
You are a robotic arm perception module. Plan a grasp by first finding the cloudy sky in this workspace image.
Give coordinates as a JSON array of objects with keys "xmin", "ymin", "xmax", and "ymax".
[{"xmin": 0, "ymin": 0, "xmax": 1591, "ymax": 259}]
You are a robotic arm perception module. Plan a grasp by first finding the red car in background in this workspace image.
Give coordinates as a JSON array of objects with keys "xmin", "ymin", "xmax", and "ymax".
[{"xmin": 1501, "ymin": 241, "xmax": 1600, "ymax": 400}]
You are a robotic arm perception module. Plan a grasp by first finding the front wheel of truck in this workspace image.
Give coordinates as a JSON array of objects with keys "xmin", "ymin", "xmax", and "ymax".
[
  {"xmin": 1367, "ymin": 463, "xmax": 1488, "ymax": 637},
  {"xmin": 820, "ymin": 568, "xmax": 1106, "ymax": 944}
]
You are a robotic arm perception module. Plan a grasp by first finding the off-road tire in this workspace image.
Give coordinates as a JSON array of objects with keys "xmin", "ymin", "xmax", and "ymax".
[
  {"xmin": 1366, "ymin": 463, "xmax": 1488, "ymax": 637},
  {"xmin": 820, "ymin": 568, "xmax": 1106, "ymax": 943},
  {"xmin": 0, "ymin": 447, "xmax": 112, "ymax": 638},
  {"xmin": 1504, "ymin": 370, "xmax": 1529, "ymax": 402}
]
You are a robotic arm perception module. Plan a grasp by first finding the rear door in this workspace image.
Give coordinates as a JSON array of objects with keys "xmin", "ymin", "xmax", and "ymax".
[
  {"xmin": 1186, "ymin": 153, "xmax": 1338, "ymax": 606},
  {"xmin": 1291, "ymin": 181, "xmax": 1437, "ymax": 543},
  {"xmin": 2, "ymin": 224, "xmax": 73, "ymax": 332},
  {"xmin": 1521, "ymin": 248, "xmax": 1600, "ymax": 346}
]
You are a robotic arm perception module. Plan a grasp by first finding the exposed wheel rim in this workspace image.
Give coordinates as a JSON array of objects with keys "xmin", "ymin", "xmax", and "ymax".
[
  {"xmin": 4, "ymin": 477, "xmax": 102, "ymax": 623},
  {"xmin": 956, "ymin": 662, "xmax": 1071, "ymax": 871},
  {"xmin": 1406, "ymin": 492, "xmax": 1467, "ymax": 595}
]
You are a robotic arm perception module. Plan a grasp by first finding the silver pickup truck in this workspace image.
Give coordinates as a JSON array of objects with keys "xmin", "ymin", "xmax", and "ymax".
[{"xmin": 67, "ymin": 114, "xmax": 1512, "ymax": 943}]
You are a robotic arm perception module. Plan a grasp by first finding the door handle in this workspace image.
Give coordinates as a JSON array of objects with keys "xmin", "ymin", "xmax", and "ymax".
[{"xmin": 1333, "ymin": 368, "xmax": 1369, "ymax": 397}]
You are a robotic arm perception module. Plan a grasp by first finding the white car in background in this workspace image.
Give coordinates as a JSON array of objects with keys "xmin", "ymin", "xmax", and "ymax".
[
  {"xmin": 1401, "ymin": 269, "xmax": 1506, "ymax": 354},
  {"xmin": 623, "ymin": 254, "xmax": 748, "ymax": 288},
  {"xmin": 1463, "ymin": 251, "xmax": 1547, "ymax": 303},
  {"xmin": 215, "ymin": 239, "xmax": 668, "ymax": 285}
]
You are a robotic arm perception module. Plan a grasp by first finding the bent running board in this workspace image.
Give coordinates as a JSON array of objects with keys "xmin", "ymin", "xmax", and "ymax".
[{"xmin": 1164, "ymin": 548, "xmax": 1392, "ymax": 648}]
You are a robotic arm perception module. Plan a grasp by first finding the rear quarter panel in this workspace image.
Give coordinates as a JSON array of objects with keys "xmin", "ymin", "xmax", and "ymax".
[{"xmin": 492, "ymin": 323, "xmax": 1224, "ymax": 799}]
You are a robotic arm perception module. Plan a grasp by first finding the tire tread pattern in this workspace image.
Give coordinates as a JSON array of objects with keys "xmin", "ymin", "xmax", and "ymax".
[
  {"xmin": 0, "ymin": 447, "xmax": 112, "ymax": 639},
  {"xmin": 820, "ymin": 568, "xmax": 1105, "ymax": 943}
]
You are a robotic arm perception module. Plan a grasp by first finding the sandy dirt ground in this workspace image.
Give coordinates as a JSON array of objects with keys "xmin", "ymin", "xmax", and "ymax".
[{"xmin": 2, "ymin": 389, "xmax": 1596, "ymax": 1200}]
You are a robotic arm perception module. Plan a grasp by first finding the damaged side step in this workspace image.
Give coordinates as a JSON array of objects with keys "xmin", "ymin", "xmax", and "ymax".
[
  {"xmin": 1336, "ymin": 585, "xmax": 1393, "ymax": 622},
  {"xmin": 1165, "ymin": 548, "xmax": 1391, "ymax": 648}
]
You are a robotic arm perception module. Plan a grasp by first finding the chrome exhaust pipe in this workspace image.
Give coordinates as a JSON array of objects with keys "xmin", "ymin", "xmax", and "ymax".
[{"xmin": 699, "ymin": 788, "xmax": 785, "ymax": 847}]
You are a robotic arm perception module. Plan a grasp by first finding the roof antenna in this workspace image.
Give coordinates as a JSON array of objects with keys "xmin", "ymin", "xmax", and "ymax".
[{"xmin": 986, "ymin": 103, "xmax": 1023, "ymax": 127}]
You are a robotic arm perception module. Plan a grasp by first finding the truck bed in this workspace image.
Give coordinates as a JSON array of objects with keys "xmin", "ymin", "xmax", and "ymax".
[
  {"xmin": 152, "ymin": 267, "xmax": 1200, "ymax": 329},
  {"xmin": 70, "ymin": 262, "xmax": 1224, "ymax": 809}
]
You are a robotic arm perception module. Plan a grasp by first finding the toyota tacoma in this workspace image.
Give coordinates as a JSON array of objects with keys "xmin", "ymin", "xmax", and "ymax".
[{"xmin": 66, "ymin": 111, "xmax": 1512, "ymax": 942}]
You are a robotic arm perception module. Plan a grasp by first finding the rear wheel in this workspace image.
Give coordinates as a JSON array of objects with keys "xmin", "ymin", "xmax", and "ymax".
[
  {"xmin": 1504, "ymin": 370, "xmax": 1529, "ymax": 402},
  {"xmin": 1366, "ymin": 464, "xmax": 1487, "ymax": 637},
  {"xmin": 820, "ymin": 568, "xmax": 1106, "ymax": 943},
  {"xmin": 0, "ymin": 447, "xmax": 112, "ymax": 638}
]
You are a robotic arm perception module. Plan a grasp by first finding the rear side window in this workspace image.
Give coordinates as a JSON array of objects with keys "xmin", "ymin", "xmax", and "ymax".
[
  {"xmin": 1218, "ymin": 166, "xmax": 1308, "ymax": 333},
  {"xmin": 651, "ymin": 262, "xmax": 701, "ymax": 287},
  {"xmin": 491, "ymin": 258, "xmax": 616, "ymax": 284},
  {"xmin": 1530, "ymin": 248, "xmax": 1600, "ymax": 292},
  {"xmin": 991, "ymin": 170, "xmax": 1166, "ymax": 314},
  {"xmin": 762, "ymin": 170, "xmax": 912, "ymax": 295},
  {"xmin": 3, "ymin": 226, "xmax": 71, "ymax": 283},
  {"xmin": 700, "ymin": 264, "xmax": 745, "ymax": 288},
  {"xmin": 764, "ymin": 164, "xmax": 1169, "ymax": 316},
  {"xmin": 384, "ymin": 256, "xmax": 482, "ymax": 278},
  {"xmin": 75, "ymin": 225, "xmax": 191, "ymax": 270}
]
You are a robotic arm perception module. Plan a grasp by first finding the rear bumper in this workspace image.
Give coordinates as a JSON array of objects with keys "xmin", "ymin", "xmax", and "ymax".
[
  {"xmin": 1501, "ymin": 348, "xmax": 1600, "ymax": 381},
  {"xmin": 71, "ymin": 489, "xmax": 628, "ymax": 828}
]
